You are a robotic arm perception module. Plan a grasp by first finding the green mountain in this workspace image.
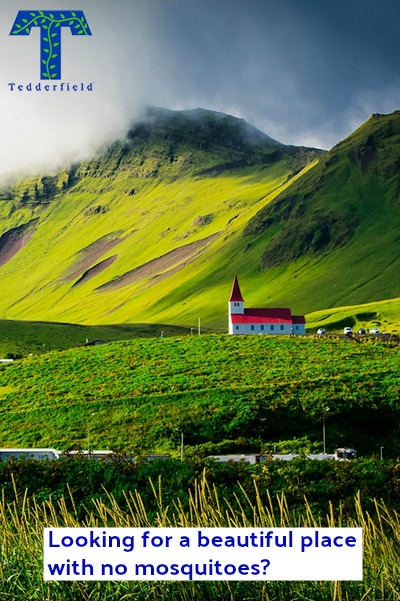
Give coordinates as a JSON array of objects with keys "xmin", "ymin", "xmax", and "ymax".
[
  {"xmin": 0, "ymin": 107, "xmax": 399, "ymax": 330},
  {"xmin": 244, "ymin": 110, "xmax": 400, "ymax": 316}
]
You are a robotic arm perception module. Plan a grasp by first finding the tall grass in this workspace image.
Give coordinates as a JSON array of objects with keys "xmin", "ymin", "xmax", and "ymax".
[{"xmin": 0, "ymin": 476, "xmax": 399, "ymax": 600}]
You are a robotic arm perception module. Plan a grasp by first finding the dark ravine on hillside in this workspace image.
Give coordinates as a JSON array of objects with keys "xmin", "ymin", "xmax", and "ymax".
[{"xmin": 0, "ymin": 218, "xmax": 39, "ymax": 268}]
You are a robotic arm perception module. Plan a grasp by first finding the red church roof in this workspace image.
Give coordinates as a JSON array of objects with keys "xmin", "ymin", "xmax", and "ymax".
[
  {"xmin": 245, "ymin": 308, "xmax": 292, "ymax": 320},
  {"xmin": 231, "ymin": 308, "xmax": 293, "ymax": 324},
  {"xmin": 229, "ymin": 276, "xmax": 244, "ymax": 302}
]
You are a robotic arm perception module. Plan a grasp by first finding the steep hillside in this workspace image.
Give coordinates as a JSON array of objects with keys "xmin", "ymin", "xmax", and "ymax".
[
  {"xmin": 0, "ymin": 107, "xmax": 320, "ymax": 327},
  {"xmin": 241, "ymin": 111, "xmax": 400, "ymax": 314}
]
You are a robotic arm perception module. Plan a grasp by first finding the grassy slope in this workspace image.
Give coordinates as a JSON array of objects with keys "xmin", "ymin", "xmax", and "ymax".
[
  {"xmin": 307, "ymin": 296, "xmax": 400, "ymax": 333},
  {"xmin": 116, "ymin": 111, "xmax": 400, "ymax": 328},
  {"xmin": 0, "ymin": 335, "xmax": 398, "ymax": 456},
  {"xmin": 0, "ymin": 160, "xmax": 305, "ymax": 326}
]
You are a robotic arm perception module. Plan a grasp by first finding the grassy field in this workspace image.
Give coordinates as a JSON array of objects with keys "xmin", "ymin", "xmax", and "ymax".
[
  {"xmin": 0, "ymin": 335, "xmax": 398, "ymax": 456},
  {"xmin": 1, "ymin": 291, "xmax": 400, "ymax": 361}
]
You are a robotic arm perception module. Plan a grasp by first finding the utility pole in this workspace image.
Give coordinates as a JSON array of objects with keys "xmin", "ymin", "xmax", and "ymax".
[
  {"xmin": 87, "ymin": 413, "xmax": 95, "ymax": 458},
  {"xmin": 323, "ymin": 408, "xmax": 330, "ymax": 455},
  {"xmin": 180, "ymin": 431, "xmax": 184, "ymax": 462}
]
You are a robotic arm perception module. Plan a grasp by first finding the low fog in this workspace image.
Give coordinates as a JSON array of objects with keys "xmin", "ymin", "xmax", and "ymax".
[{"xmin": 0, "ymin": 0, "xmax": 399, "ymax": 180}]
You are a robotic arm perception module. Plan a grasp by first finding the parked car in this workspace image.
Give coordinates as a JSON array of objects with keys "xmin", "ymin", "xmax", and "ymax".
[
  {"xmin": 357, "ymin": 328, "xmax": 366, "ymax": 335},
  {"xmin": 343, "ymin": 327, "xmax": 353, "ymax": 335},
  {"xmin": 335, "ymin": 448, "xmax": 357, "ymax": 461},
  {"xmin": 317, "ymin": 328, "xmax": 326, "ymax": 335},
  {"xmin": 370, "ymin": 327, "xmax": 380, "ymax": 335}
]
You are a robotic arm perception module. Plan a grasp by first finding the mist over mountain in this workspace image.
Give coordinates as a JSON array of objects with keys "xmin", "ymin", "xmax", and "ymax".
[{"xmin": 1, "ymin": 0, "xmax": 400, "ymax": 180}]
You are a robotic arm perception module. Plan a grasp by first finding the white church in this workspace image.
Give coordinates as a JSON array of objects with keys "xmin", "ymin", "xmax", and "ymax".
[{"xmin": 228, "ymin": 276, "xmax": 306, "ymax": 335}]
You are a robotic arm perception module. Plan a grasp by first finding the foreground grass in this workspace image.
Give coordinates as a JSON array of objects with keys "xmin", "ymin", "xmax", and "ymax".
[{"xmin": 0, "ymin": 478, "xmax": 398, "ymax": 600}]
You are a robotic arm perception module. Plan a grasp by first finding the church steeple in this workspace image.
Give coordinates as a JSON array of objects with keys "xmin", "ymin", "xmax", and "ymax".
[
  {"xmin": 228, "ymin": 277, "xmax": 244, "ymax": 334},
  {"xmin": 229, "ymin": 276, "xmax": 244, "ymax": 303}
]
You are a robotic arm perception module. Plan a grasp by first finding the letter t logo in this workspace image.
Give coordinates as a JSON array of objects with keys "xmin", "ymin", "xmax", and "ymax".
[{"xmin": 10, "ymin": 11, "xmax": 92, "ymax": 80}]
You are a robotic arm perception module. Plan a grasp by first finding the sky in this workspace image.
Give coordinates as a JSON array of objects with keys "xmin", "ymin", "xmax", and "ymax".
[{"xmin": 0, "ymin": 0, "xmax": 400, "ymax": 179}]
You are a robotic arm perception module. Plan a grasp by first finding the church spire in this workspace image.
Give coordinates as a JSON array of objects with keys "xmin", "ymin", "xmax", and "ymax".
[{"xmin": 229, "ymin": 276, "xmax": 244, "ymax": 302}]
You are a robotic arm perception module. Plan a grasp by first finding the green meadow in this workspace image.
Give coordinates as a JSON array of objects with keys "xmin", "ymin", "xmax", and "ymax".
[
  {"xmin": 0, "ymin": 335, "xmax": 398, "ymax": 456},
  {"xmin": 1, "ymin": 103, "xmax": 400, "ymax": 601}
]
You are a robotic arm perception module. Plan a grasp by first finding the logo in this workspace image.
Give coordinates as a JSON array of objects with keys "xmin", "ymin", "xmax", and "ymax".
[{"xmin": 10, "ymin": 10, "xmax": 92, "ymax": 82}]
